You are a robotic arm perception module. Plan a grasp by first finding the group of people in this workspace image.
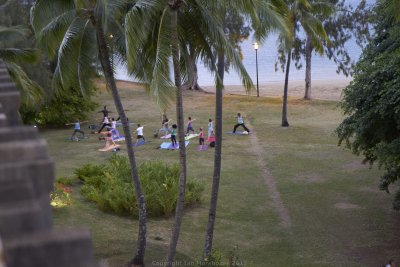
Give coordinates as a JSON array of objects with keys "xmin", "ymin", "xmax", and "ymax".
[{"xmin": 68, "ymin": 106, "xmax": 251, "ymax": 149}]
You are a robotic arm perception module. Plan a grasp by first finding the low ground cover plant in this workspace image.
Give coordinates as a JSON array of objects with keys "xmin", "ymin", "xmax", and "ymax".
[{"xmin": 76, "ymin": 155, "xmax": 204, "ymax": 217}]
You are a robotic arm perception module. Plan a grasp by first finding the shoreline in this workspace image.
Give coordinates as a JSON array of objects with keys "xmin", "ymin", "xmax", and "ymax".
[
  {"xmin": 203, "ymin": 79, "xmax": 352, "ymax": 101},
  {"xmin": 113, "ymin": 78, "xmax": 352, "ymax": 101}
]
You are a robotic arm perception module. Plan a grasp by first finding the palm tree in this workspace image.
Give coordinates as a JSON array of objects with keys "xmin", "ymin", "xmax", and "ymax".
[
  {"xmin": 124, "ymin": 0, "xmax": 254, "ymax": 264},
  {"xmin": 280, "ymin": 0, "xmax": 328, "ymax": 127},
  {"xmin": 303, "ymin": 0, "xmax": 334, "ymax": 100},
  {"xmin": 203, "ymin": 0, "xmax": 288, "ymax": 258},
  {"xmin": 31, "ymin": 1, "xmax": 147, "ymax": 266}
]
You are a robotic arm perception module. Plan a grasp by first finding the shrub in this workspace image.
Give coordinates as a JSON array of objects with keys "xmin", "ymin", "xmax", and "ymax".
[{"xmin": 77, "ymin": 155, "xmax": 204, "ymax": 218}]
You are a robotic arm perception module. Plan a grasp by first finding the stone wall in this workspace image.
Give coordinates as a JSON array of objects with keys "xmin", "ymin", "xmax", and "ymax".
[{"xmin": 0, "ymin": 60, "xmax": 99, "ymax": 267}]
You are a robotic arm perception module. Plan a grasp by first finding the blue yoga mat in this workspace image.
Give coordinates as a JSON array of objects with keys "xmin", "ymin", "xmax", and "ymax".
[
  {"xmin": 133, "ymin": 140, "xmax": 148, "ymax": 147},
  {"xmin": 160, "ymin": 141, "xmax": 189, "ymax": 149}
]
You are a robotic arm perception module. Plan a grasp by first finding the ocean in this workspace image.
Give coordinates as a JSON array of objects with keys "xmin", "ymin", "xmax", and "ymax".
[{"xmin": 115, "ymin": 0, "xmax": 374, "ymax": 86}]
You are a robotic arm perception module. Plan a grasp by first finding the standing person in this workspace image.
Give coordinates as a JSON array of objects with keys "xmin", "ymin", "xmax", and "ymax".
[
  {"xmin": 111, "ymin": 117, "xmax": 117, "ymax": 129},
  {"xmin": 66, "ymin": 119, "xmax": 87, "ymax": 140},
  {"xmin": 208, "ymin": 118, "xmax": 214, "ymax": 138},
  {"xmin": 186, "ymin": 116, "xmax": 196, "ymax": 135},
  {"xmin": 233, "ymin": 113, "xmax": 250, "ymax": 133},
  {"xmin": 98, "ymin": 116, "xmax": 111, "ymax": 133},
  {"xmin": 171, "ymin": 124, "xmax": 178, "ymax": 148},
  {"xmin": 98, "ymin": 105, "xmax": 112, "ymax": 118},
  {"xmin": 135, "ymin": 124, "xmax": 145, "ymax": 145},
  {"xmin": 199, "ymin": 128, "xmax": 204, "ymax": 145}
]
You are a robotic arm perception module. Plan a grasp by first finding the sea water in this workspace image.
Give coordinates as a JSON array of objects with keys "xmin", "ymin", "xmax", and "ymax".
[{"xmin": 115, "ymin": 0, "xmax": 374, "ymax": 86}]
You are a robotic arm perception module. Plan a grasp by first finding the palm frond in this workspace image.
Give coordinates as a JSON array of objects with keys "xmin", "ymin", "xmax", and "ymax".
[
  {"xmin": 149, "ymin": 6, "xmax": 175, "ymax": 111},
  {"xmin": 0, "ymin": 25, "xmax": 30, "ymax": 41},
  {"xmin": 54, "ymin": 16, "xmax": 89, "ymax": 92},
  {"xmin": 4, "ymin": 61, "xmax": 44, "ymax": 109},
  {"xmin": 31, "ymin": 1, "xmax": 77, "ymax": 58},
  {"xmin": 0, "ymin": 48, "xmax": 39, "ymax": 63}
]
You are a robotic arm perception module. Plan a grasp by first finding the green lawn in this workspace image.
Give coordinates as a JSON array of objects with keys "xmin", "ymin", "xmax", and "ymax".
[{"xmin": 40, "ymin": 82, "xmax": 399, "ymax": 267}]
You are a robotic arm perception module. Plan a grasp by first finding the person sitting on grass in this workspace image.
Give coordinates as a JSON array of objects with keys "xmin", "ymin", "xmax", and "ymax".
[
  {"xmin": 135, "ymin": 124, "xmax": 146, "ymax": 145},
  {"xmin": 233, "ymin": 112, "xmax": 250, "ymax": 133},
  {"xmin": 66, "ymin": 119, "xmax": 87, "ymax": 141},
  {"xmin": 159, "ymin": 119, "xmax": 172, "ymax": 137},
  {"xmin": 99, "ymin": 130, "xmax": 116, "ymax": 149}
]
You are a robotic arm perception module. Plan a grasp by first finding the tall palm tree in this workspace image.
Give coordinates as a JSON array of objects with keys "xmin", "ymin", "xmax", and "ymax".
[
  {"xmin": 203, "ymin": 0, "xmax": 288, "ymax": 258},
  {"xmin": 280, "ymin": 0, "xmax": 328, "ymax": 127},
  {"xmin": 303, "ymin": 0, "xmax": 334, "ymax": 100},
  {"xmin": 124, "ymin": 0, "xmax": 254, "ymax": 264},
  {"xmin": 31, "ymin": 1, "xmax": 147, "ymax": 266}
]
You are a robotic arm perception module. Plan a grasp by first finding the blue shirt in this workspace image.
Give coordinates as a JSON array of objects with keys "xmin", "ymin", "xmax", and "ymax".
[{"xmin": 74, "ymin": 122, "xmax": 80, "ymax": 130}]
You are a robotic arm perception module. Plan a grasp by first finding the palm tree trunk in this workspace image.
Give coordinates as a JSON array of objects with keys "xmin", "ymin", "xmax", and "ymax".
[
  {"xmin": 282, "ymin": 49, "xmax": 291, "ymax": 127},
  {"xmin": 304, "ymin": 37, "xmax": 312, "ymax": 100},
  {"xmin": 91, "ymin": 15, "xmax": 147, "ymax": 267},
  {"xmin": 167, "ymin": 2, "xmax": 187, "ymax": 265},
  {"xmin": 204, "ymin": 50, "xmax": 224, "ymax": 257}
]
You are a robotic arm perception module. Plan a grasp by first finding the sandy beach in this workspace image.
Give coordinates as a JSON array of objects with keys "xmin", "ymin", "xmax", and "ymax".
[
  {"xmin": 203, "ymin": 79, "xmax": 352, "ymax": 101},
  {"xmin": 112, "ymin": 78, "xmax": 352, "ymax": 102}
]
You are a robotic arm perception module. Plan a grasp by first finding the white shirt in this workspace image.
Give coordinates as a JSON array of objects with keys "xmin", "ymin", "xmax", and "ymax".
[
  {"xmin": 136, "ymin": 126, "xmax": 144, "ymax": 136},
  {"xmin": 103, "ymin": 117, "xmax": 109, "ymax": 124},
  {"xmin": 111, "ymin": 121, "xmax": 117, "ymax": 129}
]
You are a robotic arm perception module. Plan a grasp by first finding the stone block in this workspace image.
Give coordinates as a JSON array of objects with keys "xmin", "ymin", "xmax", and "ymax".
[
  {"xmin": 0, "ymin": 127, "xmax": 38, "ymax": 142},
  {"xmin": 0, "ymin": 114, "xmax": 6, "ymax": 127},
  {"xmin": 0, "ymin": 159, "xmax": 54, "ymax": 204},
  {"xmin": 0, "ymin": 139, "xmax": 48, "ymax": 163},
  {"xmin": 4, "ymin": 229, "xmax": 96, "ymax": 267},
  {"xmin": 0, "ymin": 195, "xmax": 52, "ymax": 240},
  {"xmin": 0, "ymin": 91, "xmax": 20, "ymax": 126}
]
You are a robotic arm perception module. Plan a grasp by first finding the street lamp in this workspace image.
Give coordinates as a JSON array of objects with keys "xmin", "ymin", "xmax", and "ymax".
[
  {"xmin": 253, "ymin": 42, "xmax": 259, "ymax": 97},
  {"xmin": 109, "ymin": 34, "xmax": 114, "ymax": 69}
]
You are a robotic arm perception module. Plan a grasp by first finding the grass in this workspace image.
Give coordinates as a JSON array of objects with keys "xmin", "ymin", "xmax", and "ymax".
[{"xmin": 41, "ymin": 80, "xmax": 399, "ymax": 267}]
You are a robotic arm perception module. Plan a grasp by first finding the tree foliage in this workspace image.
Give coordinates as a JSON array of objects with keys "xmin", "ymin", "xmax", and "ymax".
[{"xmin": 336, "ymin": 2, "xmax": 400, "ymax": 209}]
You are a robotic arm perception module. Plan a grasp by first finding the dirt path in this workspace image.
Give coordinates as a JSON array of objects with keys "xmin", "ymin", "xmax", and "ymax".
[{"xmin": 246, "ymin": 122, "xmax": 292, "ymax": 228}]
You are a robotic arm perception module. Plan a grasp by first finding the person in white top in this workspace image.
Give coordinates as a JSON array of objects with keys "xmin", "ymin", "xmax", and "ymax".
[
  {"xmin": 136, "ymin": 124, "xmax": 145, "ymax": 145},
  {"xmin": 111, "ymin": 117, "xmax": 117, "ymax": 129},
  {"xmin": 98, "ymin": 116, "xmax": 111, "ymax": 133},
  {"xmin": 233, "ymin": 113, "xmax": 250, "ymax": 133}
]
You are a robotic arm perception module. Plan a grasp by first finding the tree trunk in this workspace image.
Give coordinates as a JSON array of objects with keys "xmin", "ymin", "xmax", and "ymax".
[
  {"xmin": 304, "ymin": 37, "xmax": 312, "ymax": 100},
  {"xmin": 183, "ymin": 46, "xmax": 201, "ymax": 90},
  {"xmin": 166, "ymin": 3, "xmax": 187, "ymax": 265},
  {"xmin": 282, "ymin": 49, "xmax": 291, "ymax": 127},
  {"xmin": 91, "ymin": 15, "xmax": 147, "ymax": 267},
  {"xmin": 204, "ymin": 50, "xmax": 224, "ymax": 257}
]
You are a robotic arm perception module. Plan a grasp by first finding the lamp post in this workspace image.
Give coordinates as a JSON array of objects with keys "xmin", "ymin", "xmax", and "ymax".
[
  {"xmin": 253, "ymin": 42, "xmax": 259, "ymax": 97},
  {"xmin": 109, "ymin": 34, "xmax": 114, "ymax": 69}
]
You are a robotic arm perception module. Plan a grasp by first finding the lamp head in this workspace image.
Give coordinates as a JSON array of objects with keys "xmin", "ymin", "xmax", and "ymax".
[{"xmin": 253, "ymin": 42, "xmax": 259, "ymax": 50}]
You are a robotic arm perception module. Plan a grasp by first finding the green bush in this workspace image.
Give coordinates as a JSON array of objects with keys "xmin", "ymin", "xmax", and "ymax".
[{"xmin": 77, "ymin": 155, "xmax": 204, "ymax": 218}]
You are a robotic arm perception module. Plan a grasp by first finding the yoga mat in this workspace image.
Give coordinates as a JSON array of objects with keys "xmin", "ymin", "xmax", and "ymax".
[
  {"xmin": 160, "ymin": 134, "xmax": 171, "ymax": 139},
  {"xmin": 98, "ymin": 144, "xmax": 120, "ymax": 152},
  {"xmin": 226, "ymin": 131, "xmax": 250, "ymax": 135},
  {"xmin": 197, "ymin": 145, "xmax": 209, "ymax": 151},
  {"xmin": 185, "ymin": 133, "xmax": 199, "ymax": 141},
  {"xmin": 133, "ymin": 140, "xmax": 148, "ymax": 147},
  {"xmin": 160, "ymin": 141, "xmax": 189, "ymax": 149}
]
